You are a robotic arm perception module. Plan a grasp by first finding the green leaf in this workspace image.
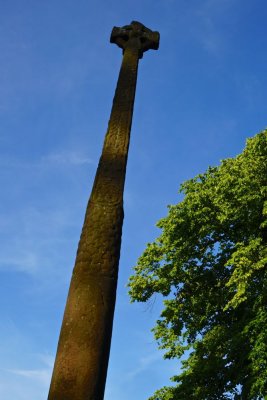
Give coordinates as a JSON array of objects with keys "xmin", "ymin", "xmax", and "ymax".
[{"xmin": 128, "ymin": 129, "xmax": 267, "ymax": 399}]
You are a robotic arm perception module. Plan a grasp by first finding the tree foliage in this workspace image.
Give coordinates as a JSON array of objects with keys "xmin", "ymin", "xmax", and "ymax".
[{"xmin": 128, "ymin": 130, "xmax": 267, "ymax": 399}]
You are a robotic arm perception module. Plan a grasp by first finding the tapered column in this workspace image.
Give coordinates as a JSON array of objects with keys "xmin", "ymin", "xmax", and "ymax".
[{"xmin": 48, "ymin": 21, "xmax": 159, "ymax": 400}]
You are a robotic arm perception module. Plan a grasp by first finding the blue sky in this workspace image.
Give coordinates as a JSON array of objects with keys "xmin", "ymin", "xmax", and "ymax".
[{"xmin": 1, "ymin": 0, "xmax": 267, "ymax": 399}]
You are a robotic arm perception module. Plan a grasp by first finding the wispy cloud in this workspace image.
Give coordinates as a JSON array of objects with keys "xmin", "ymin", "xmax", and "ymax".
[
  {"xmin": 105, "ymin": 347, "xmax": 179, "ymax": 400},
  {"xmin": 126, "ymin": 351, "xmax": 165, "ymax": 380},
  {"xmin": 0, "ymin": 7, "xmax": 115, "ymax": 116},
  {"xmin": 37, "ymin": 353, "xmax": 54, "ymax": 369},
  {"xmin": 41, "ymin": 151, "xmax": 94, "ymax": 166},
  {"xmin": 191, "ymin": 0, "xmax": 238, "ymax": 55},
  {"xmin": 7, "ymin": 368, "xmax": 51, "ymax": 386},
  {"xmin": 5, "ymin": 352, "xmax": 54, "ymax": 388},
  {"xmin": 0, "ymin": 150, "xmax": 94, "ymax": 169},
  {"xmin": 0, "ymin": 205, "xmax": 79, "ymax": 279},
  {"xmin": 0, "ymin": 251, "xmax": 38, "ymax": 274},
  {"xmin": 0, "ymin": 147, "xmax": 95, "ymax": 279}
]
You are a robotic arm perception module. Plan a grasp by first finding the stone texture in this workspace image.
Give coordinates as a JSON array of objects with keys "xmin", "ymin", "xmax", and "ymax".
[{"xmin": 48, "ymin": 21, "xmax": 159, "ymax": 400}]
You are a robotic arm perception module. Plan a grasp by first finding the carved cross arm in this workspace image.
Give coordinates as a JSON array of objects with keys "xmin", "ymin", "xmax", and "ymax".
[{"xmin": 110, "ymin": 21, "xmax": 160, "ymax": 58}]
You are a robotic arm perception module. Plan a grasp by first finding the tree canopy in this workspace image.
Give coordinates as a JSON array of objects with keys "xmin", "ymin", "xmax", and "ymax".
[{"xmin": 128, "ymin": 130, "xmax": 267, "ymax": 399}]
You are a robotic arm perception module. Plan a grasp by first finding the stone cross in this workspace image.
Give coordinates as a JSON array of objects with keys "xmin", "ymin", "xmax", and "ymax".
[
  {"xmin": 111, "ymin": 20, "xmax": 159, "ymax": 58},
  {"xmin": 48, "ymin": 21, "xmax": 159, "ymax": 400}
]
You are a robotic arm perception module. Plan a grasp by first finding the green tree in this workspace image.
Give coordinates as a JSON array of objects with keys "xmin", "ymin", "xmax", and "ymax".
[{"xmin": 128, "ymin": 130, "xmax": 267, "ymax": 399}]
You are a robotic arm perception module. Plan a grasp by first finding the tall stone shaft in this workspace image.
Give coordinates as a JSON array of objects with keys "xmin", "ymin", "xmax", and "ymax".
[{"xmin": 48, "ymin": 21, "xmax": 159, "ymax": 400}]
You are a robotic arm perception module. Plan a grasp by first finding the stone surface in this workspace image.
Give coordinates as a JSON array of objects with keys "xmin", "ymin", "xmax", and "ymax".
[
  {"xmin": 110, "ymin": 20, "xmax": 159, "ymax": 58},
  {"xmin": 48, "ymin": 22, "xmax": 159, "ymax": 400}
]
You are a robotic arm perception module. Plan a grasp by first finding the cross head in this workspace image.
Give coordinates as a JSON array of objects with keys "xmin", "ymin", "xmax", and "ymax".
[{"xmin": 110, "ymin": 21, "xmax": 160, "ymax": 58}]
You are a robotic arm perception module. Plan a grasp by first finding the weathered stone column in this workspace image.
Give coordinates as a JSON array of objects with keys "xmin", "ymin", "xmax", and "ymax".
[{"xmin": 48, "ymin": 21, "xmax": 159, "ymax": 400}]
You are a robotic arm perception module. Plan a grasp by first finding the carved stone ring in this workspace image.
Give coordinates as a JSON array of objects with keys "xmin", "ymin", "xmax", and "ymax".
[{"xmin": 110, "ymin": 20, "xmax": 160, "ymax": 58}]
